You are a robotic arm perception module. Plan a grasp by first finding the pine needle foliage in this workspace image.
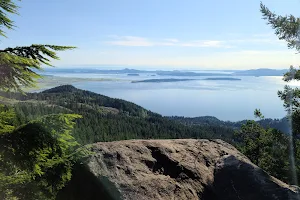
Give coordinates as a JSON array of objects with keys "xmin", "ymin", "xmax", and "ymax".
[
  {"xmin": 260, "ymin": 2, "xmax": 300, "ymax": 52},
  {"xmin": 0, "ymin": 0, "xmax": 19, "ymax": 37},
  {"xmin": 0, "ymin": 0, "xmax": 76, "ymax": 93},
  {"xmin": 0, "ymin": 114, "xmax": 90, "ymax": 200},
  {"xmin": 0, "ymin": 104, "xmax": 15, "ymax": 134},
  {"xmin": 0, "ymin": 45, "xmax": 76, "ymax": 93},
  {"xmin": 260, "ymin": 2, "xmax": 300, "ymax": 185},
  {"xmin": 0, "ymin": 1, "xmax": 87, "ymax": 199}
]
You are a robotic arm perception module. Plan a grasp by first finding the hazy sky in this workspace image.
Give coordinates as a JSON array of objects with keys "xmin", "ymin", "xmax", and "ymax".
[{"xmin": 2, "ymin": 0, "xmax": 300, "ymax": 69}]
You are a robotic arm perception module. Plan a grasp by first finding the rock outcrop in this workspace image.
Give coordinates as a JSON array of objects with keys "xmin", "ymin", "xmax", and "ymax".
[{"xmin": 57, "ymin": 139, "xmax": 300, "ymax": 200}]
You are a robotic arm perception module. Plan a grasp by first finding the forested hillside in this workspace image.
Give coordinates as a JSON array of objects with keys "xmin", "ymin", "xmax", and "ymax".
[
  {"xmin": 168, "ymin": 116, "xmax": 289, "ymax": 134},
  {"xmin": 0, "ymin": 85, "xmax": 236, "ymax": 145}
]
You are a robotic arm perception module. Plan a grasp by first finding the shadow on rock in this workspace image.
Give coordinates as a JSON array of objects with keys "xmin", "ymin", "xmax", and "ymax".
[
  {"xmin": 56, "ymin": 163, "xmax": 122, "ymax": 200},
  {"xmin": 201, "ymin": 155, "xmax": 300, "ymax": 200}
]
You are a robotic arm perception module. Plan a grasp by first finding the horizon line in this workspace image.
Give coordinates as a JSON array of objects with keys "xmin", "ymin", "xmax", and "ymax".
[{"xmin": 44, "ymin": 65, "xmax": 289, "ymax": 71}]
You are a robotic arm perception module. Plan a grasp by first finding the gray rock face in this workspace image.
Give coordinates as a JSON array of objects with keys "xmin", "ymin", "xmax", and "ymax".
[{"xmin": 57, "ymin": 139, "xmax": 300, "ymax": 200}]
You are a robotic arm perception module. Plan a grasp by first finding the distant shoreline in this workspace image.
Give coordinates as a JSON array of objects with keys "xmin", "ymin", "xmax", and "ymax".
[{"xmin": 24, "ymin": 76, "xmax": 122, "ymax": 92}]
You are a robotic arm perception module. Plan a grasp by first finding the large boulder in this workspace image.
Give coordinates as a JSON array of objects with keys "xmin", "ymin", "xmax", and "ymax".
[{"xmin": 57, "ymin": 139, "xmax": 300, "ymax": 200}]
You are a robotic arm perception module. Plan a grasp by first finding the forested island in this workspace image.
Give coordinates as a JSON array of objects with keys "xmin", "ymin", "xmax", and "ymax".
[
  {"xmin": 132, "ymin": 78, "xmax": 195, "ymax": 83},
  {"xmin": 132, "ymin": 77, "xmax": 241, "ymax": 83},
  {"xmin": 127, "ymin": 73, "xmax": 139, "ymax": 76},
  {"xmin": 204, "ymin": 77, "xmax": 241, "ymax": 81}
]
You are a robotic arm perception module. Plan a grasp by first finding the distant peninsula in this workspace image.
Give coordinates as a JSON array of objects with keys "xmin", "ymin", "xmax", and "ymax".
[{"xmin": 127, "ymin": 73, "xmax": 139, "ymax": 76}]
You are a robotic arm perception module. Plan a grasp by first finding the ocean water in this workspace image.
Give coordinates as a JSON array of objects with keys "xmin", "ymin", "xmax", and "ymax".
[{"xmin": 43, "ymin": 71, "xmax": 298, "ymax": 121}]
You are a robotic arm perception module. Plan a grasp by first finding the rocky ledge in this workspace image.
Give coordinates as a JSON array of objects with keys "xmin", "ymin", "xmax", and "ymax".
[{"xmin": 57, "ymin": 139, "xmax": 300, "ymax": 200}]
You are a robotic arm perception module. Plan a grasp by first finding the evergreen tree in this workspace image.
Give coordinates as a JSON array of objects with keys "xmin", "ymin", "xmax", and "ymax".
[
  {"xmin": 0, "ymin": 1, "xmax": 75, "ymax": 93},
  {"xmin": 261, "ymin": 2, "xmax": 300, "ymax": 185},
  {"xmin": 234, "ymin": 118, "xmax": 290, "ymax": 183},
  {"xmin": 0, "ymin": 104, "xmax": 15, "ymax": 134},
  {"xmin": 0, "ymin": 1, "xmax": 89, "ymax": 199}
]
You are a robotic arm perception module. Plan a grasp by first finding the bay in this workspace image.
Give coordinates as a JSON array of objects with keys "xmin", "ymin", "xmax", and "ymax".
[{"xmin": 42, "ymin": 70, "xmax": 298, "ymax": 121}]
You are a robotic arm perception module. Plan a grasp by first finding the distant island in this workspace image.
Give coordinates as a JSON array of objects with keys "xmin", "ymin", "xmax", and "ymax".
[
  {"xmin": 132, "ymin": 78, "xmax": 195, "ymax": 83},
  {"xmin": 127, "ymin": 73, "xmax": 139, "ymax": 76},
  {"xmin": 204, "ymin": 78, "xmax": 241, "ymax": 81}
]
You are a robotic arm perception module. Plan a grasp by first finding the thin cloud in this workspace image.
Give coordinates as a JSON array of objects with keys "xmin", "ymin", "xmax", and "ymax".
[{"xmin": 106, "ymin": 35, "xmax": 232, "ymax": 48}]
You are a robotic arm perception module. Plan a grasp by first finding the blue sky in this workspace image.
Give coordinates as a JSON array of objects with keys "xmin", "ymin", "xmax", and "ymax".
[{"xmin": 1, "ymin": 0, "xmax": 300, "ymax": 69}]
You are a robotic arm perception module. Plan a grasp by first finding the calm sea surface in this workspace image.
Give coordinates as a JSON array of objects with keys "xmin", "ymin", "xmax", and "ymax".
[{"xmin": 42, "ymin": 71, "xmax": 299, "ymax": 121}]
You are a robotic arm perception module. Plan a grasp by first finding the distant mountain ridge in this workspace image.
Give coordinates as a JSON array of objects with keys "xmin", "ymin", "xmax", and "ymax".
[
  {"xmin": 232, "ymin": 68, "xmax": 288, "ymax": 76},
  {"xmin": 42, "ymin": 68, "xmax": 289, "ymax": 77}
]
